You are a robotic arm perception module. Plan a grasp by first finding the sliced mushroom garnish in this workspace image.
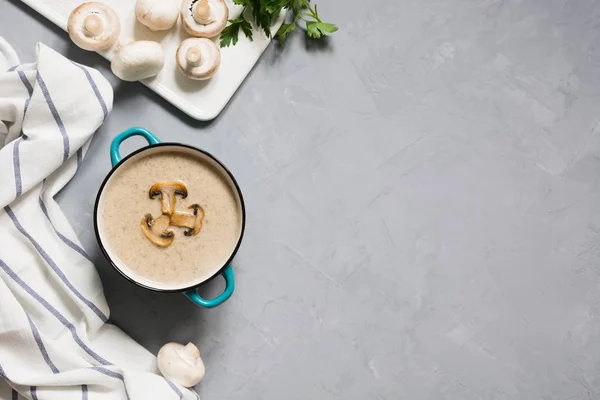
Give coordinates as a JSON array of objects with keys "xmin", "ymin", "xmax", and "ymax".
[
  {"xmin": 181, "ymin": 0, "xmax": 228, "ymax": 38},
  {"xmin": 141, "ymin": 214, "xmax": 174, "ymax": 247},
  {"xmin": 149, "ymin": 181, "xmax": 188, "ymax": 215},
  {"xmin": 170, "ymin": 204, "xmax": 205, "ymax": 236}
]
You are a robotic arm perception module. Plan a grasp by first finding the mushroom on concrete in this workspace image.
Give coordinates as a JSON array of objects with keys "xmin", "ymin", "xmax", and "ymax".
[
  {"xmin": 157, "ymin": 342, "xmax": 205, "ymax": 387},
  {"xmin": 176, "ymin": 38, "xmax": 221, "ymax": 80},
  {"xmin": 180, "ymin": 0, "xmax": 229, "ymax": 38},
  {"xmin": 111, "ymin": 41, "xmax": 165, "ymax": 82},
  {"xmin": 68, "ymin": 2, "xmax": 121, "ymax": 51},
  {"xmin": 170, "ymin": 204, "xmax": 205, "ymax": 236},
  {"xmin": 149, "ymin": 181, "xmax": 188, "ymax": 215},
  {"xmin": 135, "ymin": 0, "xmax": 180, "ymax": 31},
  {"xmin": 141, "ymin": 214, "xmax": 174, "ymax": 247}
]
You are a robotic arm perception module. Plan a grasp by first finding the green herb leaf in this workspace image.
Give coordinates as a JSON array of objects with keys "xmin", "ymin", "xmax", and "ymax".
[
  {"xmin": 287, "ymin": 0, "xmax": 304, "ymax": 12},
  {"xmin": 220, "ymin": 0, "xmax": 337, "ymax": 47},
  {"xmin": 266, "ymin": 0, "xmax": 303, "ymax": 13},
  {"xmin": 264, "ymin": 0, "xmax": 288, "ymax": 14},
  {"xmin": 306, "ymin": 21, "xmax": 338, "ymax": 39},
  {"xmin": 251, "ymin": 0, "xmax": 282, "ymax": 37},
  {"xmin": 276, "ymin": 22, "xmax": 296, "ymax": 43},
  {"xmin": 220, "ymin": 17, "xmax": 253, "ymax": 47},
  {"xmin": 240, "ymin": 17, "xmax": 254, "ymax": 39}
]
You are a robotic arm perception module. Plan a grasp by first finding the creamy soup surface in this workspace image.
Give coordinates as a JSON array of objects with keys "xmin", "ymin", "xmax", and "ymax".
[{"xmin": 101, "ymin": 150, "xmax": 242, "ymax": 287}]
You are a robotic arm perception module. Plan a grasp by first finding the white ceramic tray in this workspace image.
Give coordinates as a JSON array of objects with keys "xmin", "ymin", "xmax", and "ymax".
[{"xmin": 20, "ymin": 0, "xmax": 285, "ymax": 120}]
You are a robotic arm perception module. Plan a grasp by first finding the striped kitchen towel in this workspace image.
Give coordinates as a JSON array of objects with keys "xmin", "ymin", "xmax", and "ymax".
[{"xmin": 0, "ymin": 40, "xmax": 198, "ymax": 399}]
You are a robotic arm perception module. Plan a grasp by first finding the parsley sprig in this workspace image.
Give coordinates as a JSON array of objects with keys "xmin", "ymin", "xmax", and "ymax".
[{"xmin": 220, "ymin": 0, "xmax": 338, "ymax": 48}]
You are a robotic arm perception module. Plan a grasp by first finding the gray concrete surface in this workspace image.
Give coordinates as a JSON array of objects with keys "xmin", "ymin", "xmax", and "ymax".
[{"xmin": 3, "ymin": 0, "xmax": 600, "ymax": 398}]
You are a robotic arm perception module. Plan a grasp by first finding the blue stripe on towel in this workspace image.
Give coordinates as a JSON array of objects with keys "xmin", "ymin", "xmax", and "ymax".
[
  {"xmin": 90, "ymin": 367, "xmax": 131, "ymax": 400},
  {"xmin": 35, "ymin": 73, "xmax": 69, "ymax": 161},
  {"xmin": 0, "ymin": 258, "xmax": 111, "ymax": 365},
  {"xmin": 164, "ymin": 377, "xmax": 184, "ymax": 399},
  {"xmin": 38, "ymin": 198, "xmax": 91, "ymax": 261},
  {"xmin": 26, "ymin": 314, "xmax": 59, "ymax": 373},
  {"xmin": 12, "ymin": 138, "xmax": 22, "ymax": 197},
  {"xmin": 12, "ymin": 71, "xmax": 33, "ymax": 198},
  {"xmin": 4, "ymin": 206, "xmax": 108, "ymax": 322},
  {"xmin": 72, "ymin": 62, "xmax": 109, "ymax": 121}
]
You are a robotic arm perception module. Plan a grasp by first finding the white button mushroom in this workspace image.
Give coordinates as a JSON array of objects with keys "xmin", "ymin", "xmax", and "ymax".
[
  {"xmin": 176, "ymin": 38, "xmax": 221, "ymax": 80},
  {"xmin": 111, "ymin": 41, "xmax": 165, "ymax": 82},
  {"xmin": 157, "ymin": 342, "xmax": 205, "ymax": 388},
  {"xmin": 135, "ymin": 0, "xmax": 180, "ymax": 31},
  {"xmin": 180, "ymin": 0, "xmax": 229, "ymax": 38},
  {"xmin": 68, "ymin": 2, "xmax": 121, "ymax": 51}
]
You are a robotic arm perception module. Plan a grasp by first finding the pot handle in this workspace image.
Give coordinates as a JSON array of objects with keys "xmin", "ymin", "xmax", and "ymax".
[
  {"xmin": 184, "ymin": 265, "xmax": 235, "ymax": 308},
  {"xmin": 111, "ymin": 127, "xmax": 161, "ymax": 166}
]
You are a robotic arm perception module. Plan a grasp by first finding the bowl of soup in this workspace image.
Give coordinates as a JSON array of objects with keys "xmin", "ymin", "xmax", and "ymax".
[{"xmin": 94, "ymin": 127, "xmax": 245, "ymax": 308}]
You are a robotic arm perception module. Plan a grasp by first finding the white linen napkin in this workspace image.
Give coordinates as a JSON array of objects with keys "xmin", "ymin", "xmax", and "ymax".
[{"xmin": 0, "ymin": 40, "xmax": 198, "ymax": 400}]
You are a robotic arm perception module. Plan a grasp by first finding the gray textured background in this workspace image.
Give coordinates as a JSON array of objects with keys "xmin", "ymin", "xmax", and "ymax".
[{"xmin": 3, "ymin": 0, "xmax": 600, "ymax": 398}]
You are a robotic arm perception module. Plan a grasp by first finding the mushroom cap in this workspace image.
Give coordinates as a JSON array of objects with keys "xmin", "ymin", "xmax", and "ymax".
[
  {"xmin": 180, "ymin": 0, "xmax": 229, "ymax": 38},
  {"xmin": 111, "ymin": 41, "xmax": 165, "ymax": 82},
  {"xmin": 157, "ymin": 342, "xmax": 205, "ymax": 388},
  {"xmin": 186, "ymin": 204, "xmax": 205, "ymax": 236},
  {"xmin": 149, "ymin": 181, "xmax": 188, "ymax": 200},
  {"xmin": 176, "ymin": 38, "xmax": 221, "ymax": 80},
  {"xmin": 68, "ymin": 2, "xmax": 121, "ymax": 51},
  {"xmin": 135, "ymin": 0, "xmax": 180, "ymax": 31}
]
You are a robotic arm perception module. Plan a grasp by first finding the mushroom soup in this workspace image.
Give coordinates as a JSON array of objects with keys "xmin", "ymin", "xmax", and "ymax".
[{"xmin": 100, "ymin": 150, "xmax": 242, "ymax": 287}]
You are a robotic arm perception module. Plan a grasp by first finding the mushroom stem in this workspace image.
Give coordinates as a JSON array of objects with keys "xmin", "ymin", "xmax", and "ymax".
[
  {"xmin": 149, "ymin": 181, "xmax": 188, "ymax": 215},
  {"xmin": 186, "ymin": 47, "xmax": 202, "ymax": 66},
  {"xmin": 83, "ymin": 14, "xmax": 104, "ymax": 37},
  {"xmin": 178, "ymin": 343, "xmax": 201, "ymax": 365},
  {"xmin": 193, "ymin": 0, "xmax": 214, "ymax": 24}
]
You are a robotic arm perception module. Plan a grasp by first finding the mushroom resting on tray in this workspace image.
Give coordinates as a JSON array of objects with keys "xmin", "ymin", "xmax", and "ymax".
[
  {"xmin": 180, "ymin": 0, "xmax": 229, "ymax": 38},
  {"xmin": 135, "ymin": 0, "xmax": 180, "ymax": 31},
  {"xmin": 111, "ymin": 40, "xmax": 166, "ymax": 82},
  {"xmin": 176, "ymin": 38, "xmax": 221, "ymax": 80},
  {"xmin": 68, "ymin": 1, "xmax": 228, "ymax": 82},
  {"xmin": 68, "ymin": 2, "xmax": 121, "ymax": 51}
]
